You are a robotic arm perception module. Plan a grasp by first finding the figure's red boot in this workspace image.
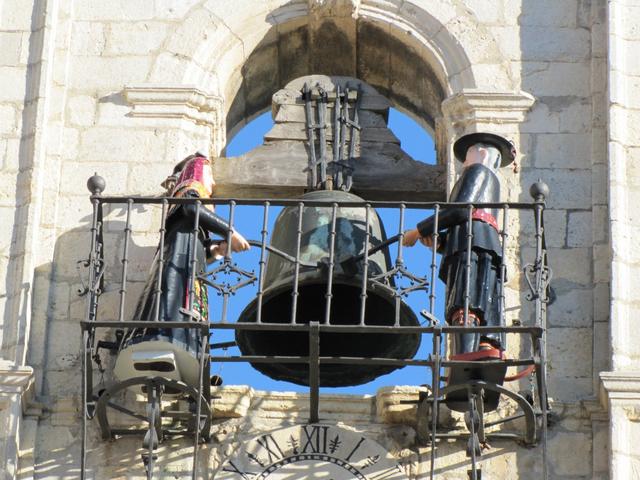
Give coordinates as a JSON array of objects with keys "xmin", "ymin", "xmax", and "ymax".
[{"xmin": 445, "ymin": 311, "xmax": 507, "ymax": 412}]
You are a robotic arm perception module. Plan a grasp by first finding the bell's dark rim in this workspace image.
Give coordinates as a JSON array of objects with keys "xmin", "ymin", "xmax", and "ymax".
[
  {"xmin": 234, "ymin": 274, "xmax": 422, "ymax": 387},
  {"xmin": 453, "ymin": 132, "xmax": 516, "ymax": 167},
  {"xmin": 235, "ymin": 274, "xmax": 422, "ymax": 330}
]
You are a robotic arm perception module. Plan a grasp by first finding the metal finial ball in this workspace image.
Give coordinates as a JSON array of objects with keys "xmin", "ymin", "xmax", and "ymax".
[
  {"xmin": 87, "ymin": 173, "xmax": 106, "ymax": 195},
  {"xmin": 530, "ymin": 179, "xmax": 549, "ymax": 201}
]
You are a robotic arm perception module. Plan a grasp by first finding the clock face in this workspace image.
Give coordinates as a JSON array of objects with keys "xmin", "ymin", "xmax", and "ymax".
[{"xmin": 218, "ymin": 424, "xmax": 408, "ymax": 480}]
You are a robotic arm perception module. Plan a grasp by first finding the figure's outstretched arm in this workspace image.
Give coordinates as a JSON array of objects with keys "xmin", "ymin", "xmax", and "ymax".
[
  {"xmin": 182, "ymin": 202, "xmax": 232, "ymax": 237},
  {"xmin": 416, "ymin": 207, "xmax": 467, "ymax": 238},
  {"xmin": 416, "ymin": 164, "xmax": 492, "ymax": 238}
]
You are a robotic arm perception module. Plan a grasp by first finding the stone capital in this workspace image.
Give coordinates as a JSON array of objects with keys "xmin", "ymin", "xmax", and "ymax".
[
  {"xmin": 441, "ymin": 89, "xmax": 535, "ymax": 130},
  {"xmin": 123, "ymin": 84, "xmax": 223, "ymax": 127},
  {"xmin": 0, "ymin": 360, "xmax": 34, "ymax": 410},
  {"xmin": 600, "ymin": 371, "xmax": 640, "ymax": 406}
]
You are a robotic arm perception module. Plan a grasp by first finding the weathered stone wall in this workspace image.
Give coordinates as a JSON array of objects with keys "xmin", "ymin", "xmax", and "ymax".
[{"xmin": 0, "ymin": 0, "xmax": 635, "ymax": 479}]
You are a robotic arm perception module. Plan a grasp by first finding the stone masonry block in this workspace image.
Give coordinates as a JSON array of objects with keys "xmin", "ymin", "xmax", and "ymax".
[
  {"xmin": 376, "ymin": 386, "xmax": 426, "ymax": 425},
  {"xmin": 67, "ymin": 95, "xmax": 97, "ymax": 126},
  {"xmin": 56, "ymin": 240, "xmax": 110, "ymax": 292},
  {"xmin": 69, "ymin": 56, "xmax": 152, "ymax": 90},
  {"xmin": 534, "ymin": 133, "xmax": 591, "ymax": 169},
  {"xmin": 593, "ymin": 321, "xmax": 611, "ymax": 382},
  {"xmin": 543, "ymin": 209, "xmax": 567, "ymax": 248},
  {"xmin": 546, "ymin": 247, "xmax": 592, "ymax": 284},
  {"xmin": 0, "ymin": 139, "xmax": 7, "ymax": 171},
  {"xmin": 168, "ymin": 9, "xmax": 227, "ymax": 59},
  {"xmin": 149, "ymin": 51, "xmax": 197, "ymax": 84},
  {"xmin": 521, "ymin": 168, "xmax": 591, "ymax": 209},
  {"xmin": 45, "ymin": 320, "xmax": 81, "ymax": 368},
  {"xmin": 516, "ymin": 0, "xmax": 578, "ymax": 27},
  {"xmin": 70, "ymin": 23, "xmax": 106, "ymax": 56},
  {"xmin": 52, "ymin": 195, "xmax": 94, "ymax": 230},
  {"xmin": 548, "ymin": 327, "xmax": 592, "ymax": 378},
  {"xmin": 548, "ymin": 283, "xmax": 592, "ymax": 328},
  {"xmin": 59, "ymin": 127, "xmax": 79, "ymax": 159},
  {"xmin": 464, "ymin": 0, "xmax": 504, "ymax": 24},
  {"xmin": 19, "ymin": 32, "xmax": 30, "ymax": 64},
  {"xmin": 0, "ymin": 0, "xmax": 34, "ymax": 30},
  {"xmin": 0, "ymin": 105, "xmax": 17, "ymax": 135},
  {"xmin": 593, "ymin": 244, "xmax": 611, "ymax": 284},
  {"xmin": 593, "ymin": 281, "xmax": 610, "ymax": 322},
  {"xmin": 95, "ymin": 101, "xmax": 139, "ymax": 127},
  {"xmin": 521, "ymin": 102, "xmax": 560, "ymax": 134},
  {"xmin": 0, "ymin": 172, "xmax": 18, "ymax": 207},
  {"xmin": 520, "ymin": 27, "xmax": 590, "ymax": 62},
  {"xmin": 127, "ymin": 164, "xmax": 171, "ymax": 196},
  {"xmin": 558, "ymin": 100, "xmax": 592, "ymax": 133},
  {"xmin": 0, "ymin": 66, "xmax": 27, "ymax": 101},
  {"xmin": 591, "ymin": 127, "xmax": 607, "ymax": 165},
  {"xmin": 549, "ymin": 374, "xmax": 594, "ymax": 406},
  {"xmin": 74, "ymin": 0, "xmax": 155, "ymax": 21},
  {"xmin": 591, "ymin": 94, "xmax": 607, "ymax": 130},
  {"xmin": 548, "ymin": 432, "xmax": 592, "ymax": 477},
  {"xmin": 517, "ymin": 208, "xmax": 565, "ymax": 248},
  {"xmin": 105, "ymin": 22, "xmax": 168, "ymax": 56},
  {"xmin": 34, "ymin": 425, "xmax": 78, "ymax": 455},
  {"xmin": 492, "ymin": 26, "xmax": 522, "ymax": 61},
  {"xmin": 610, "ymin": 105, "xmax": 640, "ymax": 145},
  {"xmin": 614, "ymin": 303, "xmax": 640, "ymax": 365},
  {"xmin": 59, "ymin": 162, "xmax": 128, "ymax": 196},
  {"xmin": 591, "ymin": 418, "xmax": 609, "ymax": 477},
  {"xmin": 0, "ymin": 32, "xmax": 23, "ymax": 65},
  {"xmin": 592, "ymin": 163, "xmax": 608, "ymax": 205},
  {"xmin": 521, "ymin": 61, "xmax": 590, "ymax": 97},
  {"xmin": 619, "ymin": 76, "xmax": 640, "ymax": 110},
  {"xmin": 0, "ymin": 207, "xmax": 16, "ymax": 252},
  {"xmin": 211, "ymin": 386, "xmax": 253, "ymax": 418},
  {"xmin": 48, "ymin": 85, "xmax": 66, "ymax": 122},
  {"xmin": 567, "ymin": 210, "xmax": 592, "ymax": 247},
  {"xmin": 79, "ymin": 128, "xmax": 165, "ymax": 164},
  {"xmin": 629, "ymin": 147, "xmax": 640, "ymax": 180},
  {"xmin": 154, "ymin": 0, "xmax": 202, "ymax": 19},
  {"xmin": 618, "ymin": 38, "xmax": 640, "ymax": 76}
]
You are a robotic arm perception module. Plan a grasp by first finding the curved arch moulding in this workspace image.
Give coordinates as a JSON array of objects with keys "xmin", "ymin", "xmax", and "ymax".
[{"xmin": 128, "ymin": 0, "xmax": 529, "ymax": 156}]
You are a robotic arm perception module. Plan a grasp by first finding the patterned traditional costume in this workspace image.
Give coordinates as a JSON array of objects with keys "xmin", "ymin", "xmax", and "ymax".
[{"xmin": 114, "ymin": 155, "xmax": 232, "ymax": 390}]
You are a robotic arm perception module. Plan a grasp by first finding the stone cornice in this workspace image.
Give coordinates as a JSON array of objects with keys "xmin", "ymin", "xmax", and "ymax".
[
  {"xmin": 0, "ymin": 360, "xmax": 34, "ymax": 397},
  {"xmin": 123, "ymin": 84, "xmax": 223, "ymax": 127},
  {"xmin": 441, "ymin": 89, "xmax": 536, "ymax": 126},
  {"xmin": 600, "ymin": 371, "xmax": 640, "ymax": 406}
]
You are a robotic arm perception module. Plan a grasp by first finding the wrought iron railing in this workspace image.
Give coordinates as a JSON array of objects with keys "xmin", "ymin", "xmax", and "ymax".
[{"xmin": 79, "ymin": 176, "xmax": 551, "ymax": 480}]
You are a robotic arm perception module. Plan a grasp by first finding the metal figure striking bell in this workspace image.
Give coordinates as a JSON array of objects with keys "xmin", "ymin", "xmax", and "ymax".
[{"xmin": 235, "ymin": 190, "xmax": 421, "ymax": 387}]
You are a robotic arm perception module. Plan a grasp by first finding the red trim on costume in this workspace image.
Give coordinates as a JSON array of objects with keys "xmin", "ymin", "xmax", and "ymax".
[
  {"xmin": 449, "ymin": 308, "xmax": 480, "ymax": 327},
  {"xmin": 450, "ymin": 348, "xmax": 504, "ymax": 362},
  {"xmin": 472, "ymin": 208, "xmax": 499, "ymax": 230}
]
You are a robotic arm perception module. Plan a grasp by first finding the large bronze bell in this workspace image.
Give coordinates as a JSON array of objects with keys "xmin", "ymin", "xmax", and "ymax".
[{"xmin": 236, "ymin": 190, "xmax": 421, "ymax": 387}]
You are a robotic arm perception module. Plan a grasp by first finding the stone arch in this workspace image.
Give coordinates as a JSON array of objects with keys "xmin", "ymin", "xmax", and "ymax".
[{"xmin": 148, "ymin": 0, "xmax": 513, "ymax": 147}]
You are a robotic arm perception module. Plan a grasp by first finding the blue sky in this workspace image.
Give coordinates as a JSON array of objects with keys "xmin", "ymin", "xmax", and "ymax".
[{"xmin": 213, "ymin": 108, "xmax": 443, "ymax": 394}]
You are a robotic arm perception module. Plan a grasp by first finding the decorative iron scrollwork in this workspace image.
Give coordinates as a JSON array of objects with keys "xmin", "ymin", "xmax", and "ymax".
[
  {"xmin": 201, "ymin": 259, "xmax": 257, "ymax": 297},
  {"xmin": 523, "ymin": 260, "xmax": 552, "ymax": 302}
]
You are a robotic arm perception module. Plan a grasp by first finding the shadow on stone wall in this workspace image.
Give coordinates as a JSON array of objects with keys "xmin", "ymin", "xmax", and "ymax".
[{"xmin": 28, "ymin": 206, "xmax": 159, "ymax": 474}]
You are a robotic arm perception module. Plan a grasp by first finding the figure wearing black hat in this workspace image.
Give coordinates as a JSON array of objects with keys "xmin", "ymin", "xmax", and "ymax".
[{"xmin": 404, "ymin": 132, "xmax": 516, "ymax": 358}]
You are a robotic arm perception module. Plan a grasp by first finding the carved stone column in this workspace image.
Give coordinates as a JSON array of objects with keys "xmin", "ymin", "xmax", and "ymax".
[
  {"xmin": 600, "ymin": 372, "xmax": 640, "ymax": 479},
  {"xmin": 440, "ymin": 89, "xmax": 535, "ymax": 189},
  {"xmin": 0, "ymin": 360, "xmax": 34, "ymax": 479}
]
